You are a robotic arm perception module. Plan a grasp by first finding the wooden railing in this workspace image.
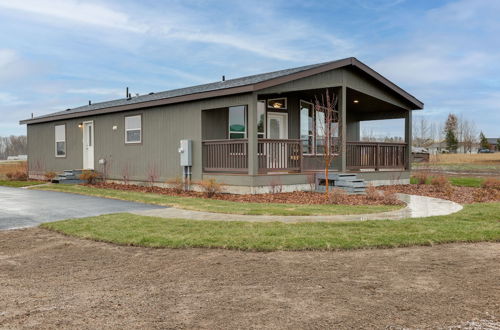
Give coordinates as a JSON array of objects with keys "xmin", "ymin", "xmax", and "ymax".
[
  {"xmin": 202, "ymin": 139, "xmax": 302, "ymax": 173},
  {"xmin": 202, "ymin": 139, "xmax": 248, "ymax": 173},
  {"xmin": 346, "ymin": 141, "xmax": 408, "ymax": 170},
  {"xmin": 258, "ymin": 139, "xmax": 302, "ymax": 173}
]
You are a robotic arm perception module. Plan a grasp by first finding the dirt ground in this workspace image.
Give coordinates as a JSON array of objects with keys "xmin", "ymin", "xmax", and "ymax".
[{"xmin": 1, "ymin": 228, "xmax": 499, "ymax": 329}]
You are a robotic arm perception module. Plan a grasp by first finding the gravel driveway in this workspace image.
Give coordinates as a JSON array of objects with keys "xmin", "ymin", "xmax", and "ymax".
[{"xmin": 0, "ymin": 186, "xmax": 164, "ymax": 230}]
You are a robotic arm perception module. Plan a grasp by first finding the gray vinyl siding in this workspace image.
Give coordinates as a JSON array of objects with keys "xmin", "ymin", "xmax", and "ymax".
[{"xmin": 28, "ymin": 93, "xmax": 253, "ymax": 182}]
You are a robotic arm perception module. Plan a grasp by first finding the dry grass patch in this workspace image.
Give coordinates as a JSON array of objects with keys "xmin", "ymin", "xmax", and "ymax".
[
  {"xmin": 0, "ymin": 161, "xmax": 26, "ymax": 179},
  {"xmin": 429, "ymin": 153, "xmax": 500, "ymax": 165}
]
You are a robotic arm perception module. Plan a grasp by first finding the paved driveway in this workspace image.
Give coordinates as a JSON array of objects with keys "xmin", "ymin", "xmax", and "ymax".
[{"xmin": 0, "ymin": 186, "xmax": 164, "ymax": 230}]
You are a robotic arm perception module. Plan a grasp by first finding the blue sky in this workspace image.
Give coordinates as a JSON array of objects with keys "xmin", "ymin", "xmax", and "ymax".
[{"xmin": 0, "ymin": 0, "xmax": 499, "ymax": 138}]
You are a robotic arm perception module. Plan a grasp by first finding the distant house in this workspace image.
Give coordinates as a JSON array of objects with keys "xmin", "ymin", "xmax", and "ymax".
[
  {"xmin": 428, "ymin": 141, "xmax": 479, "ymax": 154},
  {"xmin": 6, "ymin": 155, "xmax": 28, "ymax": 161},
  {"xmin": 487, "ymin": 138, "xmax": 499, "ymax": 151},
  {"xmin": 20, "ymin": 57, "xmax": 423, "ymax": 193}
]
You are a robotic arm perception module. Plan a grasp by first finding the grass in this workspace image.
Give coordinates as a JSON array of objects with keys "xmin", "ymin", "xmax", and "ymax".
[
  {"xmin": 410, "ymin": 176, "xmax": 485, "ymax": 187},
  {"xmin": 0, "ymin": 180, "xmax": 46, "ymax": 187},
  {"xmin": 41, "ymin": 202, "xmax": 500, "ymax": 251},
  {"xmin": 428, "ymin": 153, "xmax": 500, "ymax": 164},
  {"xmin": 33, "ymin": 184, "xmax": 401, "ymax": 216},
  {"xmin": 0, "ymin": 160, "xmax": 27, "ymax": 179}
]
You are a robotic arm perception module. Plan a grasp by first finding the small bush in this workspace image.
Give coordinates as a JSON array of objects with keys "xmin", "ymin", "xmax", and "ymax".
[
  {"xmin": 44, "ymin": 171, "xmax": 57, "ymax": 181},
  {"xmin": 80, "ymin": 170, "xmax": 101, "ymax": 184},
  {"xmin": 380, "ymin": 190, "xmax": 400, "ymax": 205},
  {"xmin": 166, "ymin": 177, "xmax": 185, "ymax": 193},
  {"xmin": 327, "ymin": 188, "xmax": 348, "ymax": 204},
  {"xmin": 430, "ymin": 175, "xmax": 448, "ymax": 187},
  {"xmin": 412, "ymin": 172, "xmax": 429, "ymax": 185},
  {"xmin": 482, "ymin": 178, "xmax": 500, "ymax": 191},
  {"xmin": 198, "ymin": 178, "xmax": 222, "ymax": 197},
  {"xmin": 365, "ymin": 185, "xmax": 380, "ymax": 201},
  {"xmin": 5, "ymin": 171, "xmax": 28, "ymax": 181}
]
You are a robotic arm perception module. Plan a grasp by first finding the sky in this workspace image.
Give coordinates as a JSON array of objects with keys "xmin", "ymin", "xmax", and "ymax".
[{"xmin": 0, "ymin": 0, "xmax": 499, "ymax": 138}]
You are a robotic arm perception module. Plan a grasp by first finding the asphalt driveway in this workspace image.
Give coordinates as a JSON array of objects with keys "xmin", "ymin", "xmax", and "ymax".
[{"xmin": 0, "ymin": 186, "xmax": 164, "ymax": 230}]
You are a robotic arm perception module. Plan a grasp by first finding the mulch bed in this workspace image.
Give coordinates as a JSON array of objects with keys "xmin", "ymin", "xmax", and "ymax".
[
  {"xmin": 88, "ymin": 182, "xmax": 403, "ymax": 206},
  {"xmin": 379, "ymin": 184, "xmax": 500, "ymax": 204}
]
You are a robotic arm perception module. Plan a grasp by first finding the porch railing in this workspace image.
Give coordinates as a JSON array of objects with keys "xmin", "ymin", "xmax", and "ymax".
[
  {"xmin": 202, "ymin": 139, "xmax": 302, "ymax": 173},
  {"xmin": 346, "ymin": 141, "xmax": 408, "ymax": 170},
  {"xmin": 202, "ymin": 139, "xmax": 248, "ymax": 173},
  {"xmin": 258, "ymin": 139, "xmax": 302, "ymax": 173}
]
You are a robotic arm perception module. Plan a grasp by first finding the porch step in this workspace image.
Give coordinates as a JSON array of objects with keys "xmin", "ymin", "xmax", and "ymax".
[
  {"xmin": 315, "ymin": 172, "xmax": 367, "ymax": 194},
  {"xmin": 52, "ymin": 169, "xmax": 86, "ymax": 184}
]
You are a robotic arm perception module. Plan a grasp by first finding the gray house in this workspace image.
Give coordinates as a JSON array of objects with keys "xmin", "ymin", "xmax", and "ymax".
[{"xmin": 20, "ymin": 58, "xmax": 423, "ymax": 193}]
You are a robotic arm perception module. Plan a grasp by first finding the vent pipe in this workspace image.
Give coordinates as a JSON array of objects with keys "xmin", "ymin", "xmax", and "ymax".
[
  {"xmin": 126, "ymin": 87, "xmax": 129, "ymax": 98},
  {"xmin": 222, "ymin": 75, "xmax": 225, "ymax": 81},
  {"xmin": 89, "ymin": 100, "xmax": 91, "ymax": 105}
]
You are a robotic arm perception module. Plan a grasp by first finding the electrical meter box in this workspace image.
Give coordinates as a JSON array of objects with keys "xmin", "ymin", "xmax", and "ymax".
[{"xmin": 179, "ymin": 139, "xmax": 192, "ymax": 166}]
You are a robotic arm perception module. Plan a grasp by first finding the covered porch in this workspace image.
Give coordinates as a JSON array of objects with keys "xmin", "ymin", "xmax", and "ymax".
[{"xmin": 201, "ymin": 85, "xmax": 412, "ymax": 177}]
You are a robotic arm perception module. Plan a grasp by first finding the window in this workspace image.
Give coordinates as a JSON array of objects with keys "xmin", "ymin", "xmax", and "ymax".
[
  {"xmin": 257, "ymin": 101, "xmax": 265, "ymax": 138},
  {"xmin": 267, "ymin": 98, "xmax": 287, "ymax": 110},
  {"xmin": 125, "ymin": 115, "xmax": 141, "ymax": 143},
  {"xmin": 55, "ymin": 124, "xmax": 66, "ymax": 157},
  {"xmin": 300, "ymin": 100, "xmax": 339, "ymax": 155},
  {"xmin": 300, "ymin": 101, "xmax": 313, "ymax": 154},
  {"xmin": 228, "ymin": 105, "xmax": 246, "ymax": 139}
]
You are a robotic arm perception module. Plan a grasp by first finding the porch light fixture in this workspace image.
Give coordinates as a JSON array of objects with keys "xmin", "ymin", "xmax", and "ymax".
[
  {"xmin": 353, "ymin": 100, "xmax": 359, "ymax": 104},
  {"xmin": 78, "ymin": 123, "xmax": 83, "ymax": 128},
  {"xmin": 272, "ymin": 102, "xmax": 283, "ymax": 109}
]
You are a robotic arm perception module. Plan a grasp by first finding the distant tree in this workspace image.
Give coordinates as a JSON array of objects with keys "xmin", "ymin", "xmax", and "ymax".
[
  {"xmin": 497, "ymin": 138, "xmax": 500, "ymax": 151},
  {"xmin": 479, "ymin": 132, "xmax": 489, "ymax": 149},
  {"xmin": 0, "ymin": 135, "xmax": 27, "ymax": 160},
  {"xmin": 461, "ymin": 118, "xmax": 477, "ymax": 153},
  {"xmin": 444, "ymin": 114, "xmax": 458, "ymax": 152}
]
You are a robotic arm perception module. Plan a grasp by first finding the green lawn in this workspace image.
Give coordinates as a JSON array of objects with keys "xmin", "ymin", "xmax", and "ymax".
[
  {"xmin": 33, "ymin": 184, "xmax": 401, "ymax": 216},
  {"xmin": 0, "ymin": 180, "xmax": 46, "ymax": 187},
  {"xmin": 41, "ymin": 202, "xmax": 500, "ymax": 251},
  {"xmin": 410, "ymin": 176, "xmax": 485, "ymax": 187}
]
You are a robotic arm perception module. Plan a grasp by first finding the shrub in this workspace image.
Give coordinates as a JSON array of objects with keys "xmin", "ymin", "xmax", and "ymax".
[
  {"xmin": 481, "ymin": 178, "xmax": 500, "ymax": 191},
  {"xmin": 166, "ymin": 177, "xmax": 185, "ymax": 194},
  {"xmin": 365, "ymin": 185, "xmax": 380, "ymax": 201},
  {"xmin": 430, "ymin": 175, "xmax": 448, "ymax": 187},
  {"xmin": 327, "ymin": 188, "xmax": 347, "ymax": 204},
  {"xmin": 79, "ymin": 170, "xmax": 101, "ymax": 184},
  {"xmin": 5, "ymin": 171, "xmax": 28, "ymax": 181},
  {"xmin": 44, "ymin": 171, "xmax": 57, "ymax": 181},
  {"xmin": 380, "ymin": 190, "xmax": 400, "ymax": 205},
  {"xmin": 198, "ymin": 178, "xmax": 222, "ymax": 197},
  {"xmin": 412, "ymin": 172, "xmax": 429, "ymax": 185}
]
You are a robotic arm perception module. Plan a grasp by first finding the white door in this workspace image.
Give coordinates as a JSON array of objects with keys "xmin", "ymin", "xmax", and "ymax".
[
  {"xmin": 266, "ymin": 113, "xmax": 288, "ymax": 169},
  {"xmin": 83, "ymin": 121, "xmax": 94, "ymax": 170}
]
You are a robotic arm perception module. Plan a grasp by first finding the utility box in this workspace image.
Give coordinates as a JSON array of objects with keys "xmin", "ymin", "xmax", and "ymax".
[{"xmin": 178, "ymin": 139, "xmax": 192, "ymax": 166}]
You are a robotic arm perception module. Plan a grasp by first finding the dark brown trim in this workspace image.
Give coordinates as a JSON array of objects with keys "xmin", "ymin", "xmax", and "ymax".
[{"xmin": 20, "ymin": 57, "xmax": 423, "ymax": 125}]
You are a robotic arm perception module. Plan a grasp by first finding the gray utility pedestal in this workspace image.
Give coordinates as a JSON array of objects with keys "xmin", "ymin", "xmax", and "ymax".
[{"xmin": 315, "ymin": 173, "xmax": 367, "ymax": 194}]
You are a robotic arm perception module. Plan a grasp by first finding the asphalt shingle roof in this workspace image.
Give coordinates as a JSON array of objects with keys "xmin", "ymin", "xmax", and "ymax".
[{"xmin": 30, "ymin": 60, "xmax": 333, "ymax": 121}]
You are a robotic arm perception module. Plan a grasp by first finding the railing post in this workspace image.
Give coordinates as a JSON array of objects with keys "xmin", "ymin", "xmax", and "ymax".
[
  {"xmin": 299, "ymin": 142, "xmax": 303, "ymax": 172},
  {"xmin": 375, "ymin": 143, "xmax": 380, "ymax": 171}
]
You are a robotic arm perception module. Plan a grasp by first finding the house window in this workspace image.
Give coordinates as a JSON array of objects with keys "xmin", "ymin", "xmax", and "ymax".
[
  {"xmin": 125, "ymin": 115, "xmax": 142, "ymax": 143},
  {"xmin": 257, "ymin": 101, "xmax": 265, "ymax": 138},
  {"xmin": 228, "ymin": 105, "xmax": 246, "ymax": 139},
  {"xmin": 300, "ymin": 100, "xmax": 339, "ymax": 155},
  {"xmin": 300, "ymin": 101, "xmax": 313, "ymax": 154},
  {"xmin": 267, "ymin": 98, "xmax": 287, "ymax": 110},
  {"xmin": 55, "ymin": 124, "xmax": 66, "ymax": 157}
]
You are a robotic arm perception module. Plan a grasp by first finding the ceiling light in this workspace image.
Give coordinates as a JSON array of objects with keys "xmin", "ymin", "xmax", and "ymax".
[
  {"xmin": 273, "ymin": 102, "xmax": 282, "ymax": 108},
  {"xmin": 353, "ymin": 100, "xmax": 359, "ymax": 104}
]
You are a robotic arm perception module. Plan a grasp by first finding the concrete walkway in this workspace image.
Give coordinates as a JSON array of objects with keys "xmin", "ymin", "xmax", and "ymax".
[{"xmin": 131, "ymin": 194, "xmax": 463, "ymax": 223}]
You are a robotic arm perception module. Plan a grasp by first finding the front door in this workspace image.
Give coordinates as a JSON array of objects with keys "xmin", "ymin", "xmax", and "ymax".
[
  {"xmin": 83, "ymin": 121, "xmax": 94, "ymax": 170},
  {"xmin": 266, "ymin": 113, "xmax": 288, "ymax": 169}
]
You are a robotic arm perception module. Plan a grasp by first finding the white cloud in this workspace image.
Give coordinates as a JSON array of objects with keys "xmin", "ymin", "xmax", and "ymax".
[
  {"xmin": 0, "ymin": 0, "xmax": 147, "ymax": 33},
  {"xmin": 67, "ymin": 88, "xmax": 124, "ymax": 97},
  {"xmin": 0, "ymin": 92, "xmax": 26, "ymax": 106}
]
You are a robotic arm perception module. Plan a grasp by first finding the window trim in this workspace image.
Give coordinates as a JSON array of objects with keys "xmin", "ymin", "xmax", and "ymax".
[
  {"xmin": 257, "ymin": 100, "xmax": 266, "ymax": 139},
  {"xmin": 267, "ymin": 97, "xmax": 287, "ymax": 110},
  {"xmin": 299, "ymin": 100, "xmax": 314, "ymax": 155},
  {"xmin": 124, "ymin": 114, "xmax": 142, "ymax": 144},
  {"xmin": 54, "ymin": 124, "xmax": 66, "ymax": 158},
  {"xmin": 228, "ymin": 105, "xmax": 247, "ymax": 139}
]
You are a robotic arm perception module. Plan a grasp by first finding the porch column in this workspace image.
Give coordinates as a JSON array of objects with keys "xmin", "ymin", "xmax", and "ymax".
[
  {"xmin": 340, "ymin": 85, "xmax": 347, "ymax": 172},
  {"xmin": 404, "ymin": 109, "xmax": 412, "ymax": 171},
  {"xmin": 247, "ymin": 93, "xmax": 258, "ymax": 175}
]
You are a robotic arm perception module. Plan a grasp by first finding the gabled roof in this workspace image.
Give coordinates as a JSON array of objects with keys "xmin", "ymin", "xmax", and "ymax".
[
  {"xmin": 487, "ymin": 138, "xmax": 499, "ymax": 145},
  {"xmin": 20, "ymin": 57, "xmax": 423, "ymax": 125}
]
